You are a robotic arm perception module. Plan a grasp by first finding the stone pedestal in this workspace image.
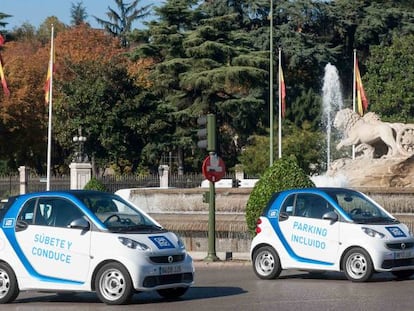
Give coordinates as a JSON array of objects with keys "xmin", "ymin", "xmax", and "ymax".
[
  {"xmin": 69, "ymin": 162, "xmax": 92, "ymax": 190},
  {"xmin": 158, "ymin": 165, "xmax": 169, "ymax": 188},
  {"xmin": 327, "ymin": 155, "xmax": 414, "ymax": 187},
  {"xmin": 18, "ymin": 166, "xmax": 29, "ymax": 194}
]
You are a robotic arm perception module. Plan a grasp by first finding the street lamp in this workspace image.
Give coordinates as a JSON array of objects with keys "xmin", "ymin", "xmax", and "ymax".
[{"xmin": 72, "ymin": 128, "xmax": 88, "ymax": 163}]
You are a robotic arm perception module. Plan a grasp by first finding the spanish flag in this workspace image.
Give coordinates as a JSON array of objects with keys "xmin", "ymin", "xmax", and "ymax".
[
  {"xmin": 44, "ymin": 30, "xmax": 55, "ymax": 104},
  {"xmin": 279, "ymin": 64, "xmax": 286, "ymax": 118},
  {"xmin": 0, "ymin": 34, "xmax": 10, "ymax": 97},
  {"xmin": 355, "ymin": 58, "xmax": 368, "ymax": 116}
]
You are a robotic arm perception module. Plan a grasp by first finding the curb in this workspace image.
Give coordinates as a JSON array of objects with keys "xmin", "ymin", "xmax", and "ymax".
[{"xmin": 189, "ymin": 251, "xmax": 251, "ymax": 266}]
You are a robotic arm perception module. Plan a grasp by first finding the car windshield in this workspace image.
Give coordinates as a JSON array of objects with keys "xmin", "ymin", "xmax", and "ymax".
[
  {"xmin": 324, "ymin": 189, "xmax": 397, "ymax": 224},
  {"xmin": 73, "ymin": 192, "xmax": 165, "ymax": 233}
]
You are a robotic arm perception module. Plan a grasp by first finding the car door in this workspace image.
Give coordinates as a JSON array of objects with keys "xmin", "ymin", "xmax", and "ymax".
[
  {"xmin": 277, "ymin": 193, "xmax": 340, "ymax": 267},
  {"xmin": 14, "ymin": 197, "xmax": 92, "ymax": 283}
]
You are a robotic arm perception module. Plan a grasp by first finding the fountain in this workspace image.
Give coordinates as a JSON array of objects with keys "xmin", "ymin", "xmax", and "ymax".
[
  {"xmin": 316, "ymin": 63, "xmax": 414, "ymax": 188},
  {"xmin": 328, "ymin": 108, "xmax": 414, "ymax": 187},
  {"xmin": 312, "ymin": 64, "xmax": 347, "ymax": 187},
  {"xmin": 322, "ymin": 63, "xmax": 343, "ymax": 170}
]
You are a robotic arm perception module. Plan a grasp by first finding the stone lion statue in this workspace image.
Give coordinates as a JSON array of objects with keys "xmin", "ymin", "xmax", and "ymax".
[{"xmin": 333, "ymin": 108, "xmax": 399, "ymax": 158}]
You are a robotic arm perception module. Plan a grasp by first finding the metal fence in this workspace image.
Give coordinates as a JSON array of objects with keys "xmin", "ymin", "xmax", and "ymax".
[{"xmin": 0, "ymin": 172, "xmax": 235, "ymax": 197}]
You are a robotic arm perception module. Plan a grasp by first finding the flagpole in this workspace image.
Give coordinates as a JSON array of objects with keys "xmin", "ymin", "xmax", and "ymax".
[
  {"xmin": 46, "ymin": 25, "xmax": 54, "ymax": 191},
  {"xmin": 352, "ymin": 49, "xmax": 356, "ymax": 159},
  {"xmin": 278, "ymin": 48, "xmax": 282, "ymax": 159},
  {"xmin": 269, "ymin": 0, "xmax": 274, "ymax": 166}
]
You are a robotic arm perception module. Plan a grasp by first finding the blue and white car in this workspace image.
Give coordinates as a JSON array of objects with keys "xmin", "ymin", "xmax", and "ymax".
[
  {"xmin": 250, "ymin": 187, "xmax": 414, "ymax": 282},
  {"xmin": 0, "ymin": 190, "xmax": 194, "ymax": 304}
]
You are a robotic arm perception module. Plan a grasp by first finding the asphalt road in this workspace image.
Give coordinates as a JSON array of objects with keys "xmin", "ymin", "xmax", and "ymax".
[{"xmin": 8, "ymin": 262, "xmax": 414, "ymax": 311}]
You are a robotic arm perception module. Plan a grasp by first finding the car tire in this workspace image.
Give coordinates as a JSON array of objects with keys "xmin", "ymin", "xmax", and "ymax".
[
  {"xmin": 0, "ymin": 262, "xmax": 19, "ymax": 304},
  {"xmin": 391, "ymin": 270, "xmax": 414, "ymax": 280},
  {"xmin": 252, "ymin": 246, "xmax": 282, "ymax": 280},
  {"xmin": 342, "ymin": 247, "xmax": 374, "ymax": 282},
  {"xmin": 157, "ymin": 287, "xmax": 189, "ymax": 299},
  {"xmin": 95, "ymin": 262, "xmax": 133, "ymax": 305}
]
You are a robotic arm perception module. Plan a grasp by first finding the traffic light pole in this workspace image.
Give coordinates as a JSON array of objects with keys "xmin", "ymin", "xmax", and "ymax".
[
  {"xmin": 197, "ymin": 114, "xmax": 220, "ymax": 261},
  {"xmin": 205, "ymin": 161, "xmax": 219, "ymax": 262}
]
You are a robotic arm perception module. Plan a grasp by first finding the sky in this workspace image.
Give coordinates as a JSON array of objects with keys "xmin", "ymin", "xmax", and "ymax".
[{"xmin": 1, "ymin": 0, "xmax": 155, "ymax": 31}]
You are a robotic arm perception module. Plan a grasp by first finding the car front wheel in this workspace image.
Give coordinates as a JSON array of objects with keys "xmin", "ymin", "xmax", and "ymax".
[
  {"xmin": 252, "ymin": 246, "xmax": 282, "ymax": 279},
  {"xmin": 95, "ymin": 262, "xmax": 133, "ymax": 305},
  {"xmin": 0, "ymin": 262, "xmax": 19, "ymax": 304},
  {"xmin": 343, "ymin": 247, "xmax": 374, "ymax": 282}
]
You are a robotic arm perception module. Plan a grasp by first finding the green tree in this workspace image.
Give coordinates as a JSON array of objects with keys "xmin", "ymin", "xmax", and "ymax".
[
  {"xmin": 328, "ymin": 0, "xmax": 414, "ymax": 96},
  {"xmin": 71, "ymin": 1, "xmax": 88, "ymax": 26},
  {"xmin": 0, "ymin": 12, "xmax": 11, "ymax": 29},
  {"xmin": 245, "ymin": 155, "xmax": 314, "ymax": 235},
  {"xmin": 365, "ymin": 34, "xmax": 414, "ymax": 123},
  {"xmin": 55, "ymin": 60, "xmax": 168, "ymax": 174},
  {"xmin": 94, "ymin": 0, "xmax": 152, "ymax": 47},
  {"xmin": 83, "ymin": 177, "xmax": 107, "ymax": 191},
  {"xmin": 37, "ymin": 17, "xmax": 67, "ymax": 44},
  {"xmin": 132, "ymin": 0, "xmax": 200, "ymax": 172},
  {"xmin": 181, "ymin": 2, "xmax": 269, "ymax": 167},
  {"xmin": 239, "ymin": 121, "xmax": 324, "ymax": 177},
  {"xmin": 272, "ymin": 0, "xmax": 340, "ymax": 128},
  {"xmin": 8, "ymin": 22, "xmax": 37, "ymax": 41}
]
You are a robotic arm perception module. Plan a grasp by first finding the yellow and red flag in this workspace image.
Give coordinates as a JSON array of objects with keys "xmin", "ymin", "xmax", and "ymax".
[
  {"xmin": 0, "ymin": 34, "xmax": 10, "ymax": 97},
  {"xmin": 279, "ymin": 64, "xmax": 286, "ymax": 118},
  {"xmin": 355, "ymin": 58, "xmax": 368, "ymax": 115},
  {"xmin": 44, "ymin": 35, "xmax": 55, "ymax": 104}
]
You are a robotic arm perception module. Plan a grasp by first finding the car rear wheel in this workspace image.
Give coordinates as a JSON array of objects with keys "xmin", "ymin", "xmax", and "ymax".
[
  {"xmin": 157, "ymin": 287, "xmax": 189, "ymax": 299},
  {"xmin": 392, "ymin": 270, "xmax": 414, "ymax": 280},
  {"xmin": 252, "ymin": 246, "xmax": 282, "ymax": 279},
  {"xmin": 95, "ymin": 262, "xmax": 133, "ymax": 305},
  {"xmin": 0, "ymin": 262, "xmax": 19, "ymax": 304},
  {"xmin": 343, "ymin": 247, "xmax": 374, "ymax": 282}
]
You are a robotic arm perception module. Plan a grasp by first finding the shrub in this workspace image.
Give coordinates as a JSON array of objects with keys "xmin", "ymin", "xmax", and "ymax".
[
  {"xmin": 83, "ymin": 177, "xmax": 107, "ymax": 192},
  {"xmin": 245, "ymin": 155, "xmax": 315, "ymax": 235}
]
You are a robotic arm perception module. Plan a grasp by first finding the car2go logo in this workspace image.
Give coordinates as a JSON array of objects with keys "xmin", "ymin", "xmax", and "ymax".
[
  {"xmin": 149, "ymin": 236, "xmax": 175, "ymax": 249},
  {"xmin": 386, "ymin": 226, "xmax": 407, "ymax": 238}
]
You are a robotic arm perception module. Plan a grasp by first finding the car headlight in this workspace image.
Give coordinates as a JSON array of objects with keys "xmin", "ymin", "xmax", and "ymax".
[
  {"xmin": 362, "ymin": 227, "xmax": 385, "ymax": 239},
  {"xmin": 176, "ymin": 234, "xmax": 186, "ymax": 249},
  {"xmin": 118, "ymin": 237, "xmax": 150, "ymax": 251}
]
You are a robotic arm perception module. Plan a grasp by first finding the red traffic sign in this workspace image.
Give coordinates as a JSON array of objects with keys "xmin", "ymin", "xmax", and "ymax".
[{"xmin": 202, "ymin": 154, "xmax": 226, "ymax": 183}]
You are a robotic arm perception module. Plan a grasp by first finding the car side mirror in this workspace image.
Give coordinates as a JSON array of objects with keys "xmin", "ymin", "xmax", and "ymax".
[
  {"xmin": 322, "ymin": 211, "xmax": 338, "ymax": 223},
  {"xmin": 279, "ymin": 211, "xmax": 289, "ymax": 221},
  {"xmin": 68, "ymin": 217, "xmax": 90, "ymax": 230}
]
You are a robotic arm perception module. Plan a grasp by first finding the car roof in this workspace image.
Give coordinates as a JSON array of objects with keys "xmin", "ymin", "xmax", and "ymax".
[{"xmin": 13, "ymin": 190, "xmax": 110, "ymax": 198}]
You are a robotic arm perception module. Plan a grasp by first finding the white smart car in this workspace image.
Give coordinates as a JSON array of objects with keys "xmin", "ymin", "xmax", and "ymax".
[
  {"xmin": 0, "ymin": 190, "xmax": 194, "ymax": 304},
  {"xmin": 250, "ymin": 187, "xmax": 414, "ymax": 282}
]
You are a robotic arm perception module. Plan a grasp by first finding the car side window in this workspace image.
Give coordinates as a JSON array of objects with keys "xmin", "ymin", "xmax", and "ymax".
[
  {"xmin": 280, "ymin": 195, "xmax": 295, "ymax": 216},
  {"xmin": 21, "ymin": 198, "xmax": 84, "ymax": 228},
  {"xmin": 293, "ymin": 195, "xmax": 308, "ymax": 217},
  {"xmin": 294, "ymin": 194, "xmax": 334, "ymax": 219},
  {"xmin": 18, "ymin": 199, "xmax": 36, "ymax": 225}
]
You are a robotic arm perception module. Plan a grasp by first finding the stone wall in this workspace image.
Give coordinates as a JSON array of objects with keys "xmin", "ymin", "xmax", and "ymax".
[{"xmin": 116, "ymin": 187, "xmax": 414, "ymax": 253}]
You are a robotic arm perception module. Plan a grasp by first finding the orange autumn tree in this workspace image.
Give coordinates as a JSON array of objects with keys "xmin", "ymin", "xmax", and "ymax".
[
  {"xmin": 0, "ymin": 23, "xmax": 156, "ymax": 174},
  {"xmin": 0, "ymin": 39, "xmax": 50, "ymax": 172},
  {"xmin": 52, "ymin": 24, "xmax": 160, "ymax": 173},
  {"xmin": 55, "ymin": 24, "xmax": 153, "ymax": 89}
]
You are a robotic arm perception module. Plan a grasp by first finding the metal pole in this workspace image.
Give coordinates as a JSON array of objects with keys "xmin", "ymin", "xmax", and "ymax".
[
  {"xmin": 205, "ymin": 153, "xmax": 219, "ymax": 262},
  {"xmin": 278, "ymin": 47, "xmax": 282, "ymax": 159},
  {"xmin": 46, "ymin": 24, "xmax": 54, "ymax": 191},
  {"xmin": 269, "ymin": 0, "xmax": 274, "ymax": 166}
]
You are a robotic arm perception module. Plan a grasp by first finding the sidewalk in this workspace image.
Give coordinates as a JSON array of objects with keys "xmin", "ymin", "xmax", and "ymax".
[{"xmin": 189, "ymin": 251, "xmax": 251, "ymax": 266}]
